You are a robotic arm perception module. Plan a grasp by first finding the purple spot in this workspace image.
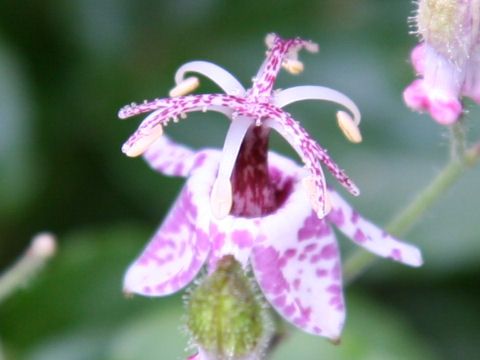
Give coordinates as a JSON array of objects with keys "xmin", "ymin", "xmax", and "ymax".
[
  {"xmin": 231, "ymin": 230, "xmax": 254, "ymax": 249},
  {"xmin": 320, "ymin": 243, "xmax": 338, "ymax": 259},
  {"xmin": 192, "ymin": 152, "xmax": 207, "ymax": 169},
  {"xmin": 329, "ymin": 295, "xmax": 344, "ymax": 311},
  {"xmin": 196, "ymin": 229, "xmax": 210, "ymax": 251},
  {"xmin": 351, "ymin": 211, "xmax": 360, "ymax": 224},
  {"xmin": 326, "ymin": 284, "xmax": 341, "ymax": 295},
  {"xmin": 173, "ymin": 162, "xmax": 184, "ymax": 176},
  {"xmin": 292, "ymin": 298, "xmax": 312, "ymax": 327},
  {"xmin": 284, "ymin": 303, "xmax": 296, "ymax": 317},
  {"xmin": 304, "ymin": 243, "xmax": 317, "ymax": 253},
  {"xmin": 155, "ymin": 282, "xmax": 168, "ymax": 293},
  {"xmin": 353, "ymin": 229, "xmax": 367, "ymax": 243},
  {"xmin": 311, "ymin": 243, "xmax": 338, "ymax": 263},
  {"xmin": 327, "ymin": 208, "xmax": 344, "ymax": 226},
  {"xmin": 298, "ymin": 212, "xmax": 331, "ymax": 241},
  {"xmin": 252, "ymin": 246, "xmax": 290, "ymax": 295},
  {"xmin": 390, "ymin": 248, "xmax": 403, "ymax": 261},
  {"xmin": 273, "ymin": 295, "xmax": 286, "ymax": 307},
  {"xmin": 170, "ymin": 275, "xmax": 181, "ymax": 291},
  {"xmin": 284, "ymin": 248, "xmax": 297, "ymax": 258},
  {"xmin": 331, "ymin": 262, "xmax": 341, "ymax": 281},
  {"xmin": 293, "ymin": 278, "xmax": 301, "ymax": 290},
  {"xmin": 178, "ymin": 240, "xmax": 186, "ymax": 257},
  {"xmin": 211, "ymin": 232, "xmax": 226, "ymax": 252},
  {"xmin": 298, "ymin": 253, "xmax": 307, "ymax": 261},
  {"xmin": 316, "ymin": 268, "xmax": 328, "ymax": 278},
  {"xmin": 293, "ymin": 316, "xmax": 308, "ymax": 328}
]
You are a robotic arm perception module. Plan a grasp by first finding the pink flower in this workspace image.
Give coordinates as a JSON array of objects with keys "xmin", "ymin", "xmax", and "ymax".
[
  {"xmin": 186, "ymin": 349, "xmax": 257, "ymax": 360},
  {"xmin": 403, "ymin": 0, "xmax": 480, "ymax": 124},
  {"xmin": 120, "ymin": 34, "xmax": 423, "ymax": 341},
  {"xmin": 186, "ymin": 353, "xmax": 202, "ymax": 360}
]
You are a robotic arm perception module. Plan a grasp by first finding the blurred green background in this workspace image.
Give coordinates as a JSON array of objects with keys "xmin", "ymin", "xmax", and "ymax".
[{"xmin": 1, "ymin": 0, "xmax": 479, "ymax": 359}]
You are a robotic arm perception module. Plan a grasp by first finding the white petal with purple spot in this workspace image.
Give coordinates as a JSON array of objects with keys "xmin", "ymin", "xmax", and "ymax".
[
  {"xmin": 251, "ymin": 168, "xmax": 345, "ymax": 340},
  {"xmin": 327, "ymin": 187, "xmax": 423, "ymax": 267}
]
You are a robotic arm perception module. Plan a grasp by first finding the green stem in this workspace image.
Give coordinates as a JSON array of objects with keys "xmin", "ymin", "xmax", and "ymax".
[
  {"xmin": 449, "ymin": 120, "xmax": 467, "ymax": 162},
  {"xmin": 343, "ymin": 142, "xmax": 480, "ymax": 284}
]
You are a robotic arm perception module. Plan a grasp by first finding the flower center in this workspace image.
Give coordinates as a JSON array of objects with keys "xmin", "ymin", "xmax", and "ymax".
[{"xmin": 230, "ymin": 126, "xmax": 293, "ymax": 217}]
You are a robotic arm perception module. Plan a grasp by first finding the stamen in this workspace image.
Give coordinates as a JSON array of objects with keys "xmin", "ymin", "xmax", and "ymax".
[
  {"xmin": 273, "ymin": 85, "xmax": 361, "ymax": 126},
  {"xmin": 336, "ymin": 111, "xmax": 362, "ymax": 143},
  {"xmin": 325, "ymin": 190, "xmax": 332, "ymax": 215},
  {"xmin": 169, "ymin": 76, "xmax": 200, "ymax": 97},
  {"xmin": 173, "ymin": 61, "xmax": 245, "ymax": 95},
  {"xmin": 282, "ymin": 59, "xmax": 304, "ymax": 74},
  {"xmin": 302, "ymin": 176, "xmax": 331, "ymax": 217},
  {"xmin": 212, "ymin": 116, "xmax": 253, "ymax": 217},
  {"xmin": 210, "ymin": 178, "xmax": 233, "ymax": 219},
  {"xmin": 123, "ymin": 125, "xmax": 164, "ymax": 157}
]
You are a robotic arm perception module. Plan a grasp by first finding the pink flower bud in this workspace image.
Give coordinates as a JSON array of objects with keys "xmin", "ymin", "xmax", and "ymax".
[{"xmin": 404, "ymin": 0, "xmax": 480, "ymax": 124}]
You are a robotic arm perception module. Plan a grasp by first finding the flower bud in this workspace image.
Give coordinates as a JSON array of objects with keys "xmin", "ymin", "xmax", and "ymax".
[
  {"xmin": 186, "ymin": 255, "xmax": 270, "ymax": 360},
  {"xmin": 404, "ymin": 0, "xmax": 480, "ymax": 124}
]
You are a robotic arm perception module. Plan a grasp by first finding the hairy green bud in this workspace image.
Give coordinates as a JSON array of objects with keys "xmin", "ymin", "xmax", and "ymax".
[{"xmin": 187, "ymin": 256, "xmax": 268, "ymax": 360}]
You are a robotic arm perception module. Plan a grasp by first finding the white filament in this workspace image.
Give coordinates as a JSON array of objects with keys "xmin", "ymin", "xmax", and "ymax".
[
  {"xmin": 216, "ymin": 116, "xmax": 252, "ymax": 186},
  {"xmin": 174, "ymin": 61, "xmax": 246, "ymax": 95},
  {"xmin": 273, "ymin": 85, "xmax": 361, "ymax": 125},
  {"xmin": 210, "ymin": 178, "xmax": 233, "ymax": 219},
  {"xmin": 210, "ymin": 116, "xmax": 252, "ymax": 218}
]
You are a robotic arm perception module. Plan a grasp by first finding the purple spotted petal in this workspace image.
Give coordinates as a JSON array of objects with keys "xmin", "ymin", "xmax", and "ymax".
[
  {"xmin": 123, "ymin": 151, "xmax": 222, "ymax": 296},
  {"xmin": 207, "ymin": 216, "xmax": 261, "ymax": 272},
  {"xmin": 251, "ymin": 161, "xmax": 345, "ymax": 340},
  {"xmin": 143, "ymin": 136, "xmax": 196, "ymax": 177},
  {"xmin": 327, "ymin": 187, "xmax": 423, "ymax": 267}
]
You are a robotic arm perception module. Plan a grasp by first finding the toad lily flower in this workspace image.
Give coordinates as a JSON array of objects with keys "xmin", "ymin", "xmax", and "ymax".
[
  {"xmin": 120, "ymin": 34, "xmax": 423, "ymax": 341},
  {"xmin": 403, "ymin": 0, "xmax": 480, "ymax": 124}
]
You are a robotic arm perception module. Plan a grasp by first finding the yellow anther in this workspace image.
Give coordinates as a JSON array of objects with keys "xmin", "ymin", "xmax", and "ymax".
[
  {"xmin": 324, "ymin": 190, "xmax": 332, "ymax": 215},
  {"xmin": 125, "ymin": 125, "xmax": 164, "ymax": 157},
  {"xmin": 282, "ymin": 59, "xmax": 304, "ymax": 75},
  {"xmin": 169, "ymin": 76, "xmax": 200, "ymax": 97},
  {"xmin": 210, "ymin": 178, "xmax": 233, "ymax": 219},
  {"xmin": 336, "ymin": 110, "xmax": 362, "ymax": 143},
  {"xmin": 302, "ymin": 176, "xmax": 331, "ymax": 218}
]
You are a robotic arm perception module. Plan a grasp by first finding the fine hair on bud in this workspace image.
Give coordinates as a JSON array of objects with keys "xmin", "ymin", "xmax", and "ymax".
[{"xmin": 185, "ymin": 256, "xmax": 272, "ymax": 360}]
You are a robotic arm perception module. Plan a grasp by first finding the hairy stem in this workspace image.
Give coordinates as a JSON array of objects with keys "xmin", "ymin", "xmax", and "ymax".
[{"xmin": 449, "ymin": 119, "xmax": 467, "ymax": 162}]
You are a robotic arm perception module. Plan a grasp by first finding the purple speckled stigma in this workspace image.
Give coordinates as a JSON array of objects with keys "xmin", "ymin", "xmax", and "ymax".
[
  {"xmin": 119, "ymin": 34, "xmax": 423, "ymax": 342},
  {"xmin": 119, "ymin": 33, "xmax": 361, "ymax": 219}
]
